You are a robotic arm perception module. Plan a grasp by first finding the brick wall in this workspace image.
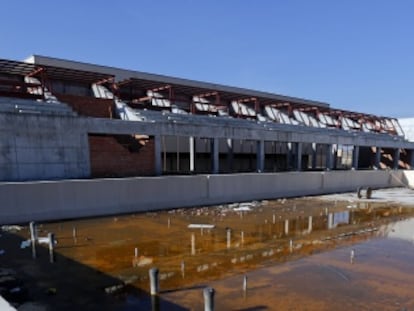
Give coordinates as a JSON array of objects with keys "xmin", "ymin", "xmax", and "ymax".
[
  {"xmin": 56, "ymin": 93, "xmax": 114, "ymax": 118},
  {"xmin": 89, "ymin": 135, "xmax": 155, "ymax": 177}
]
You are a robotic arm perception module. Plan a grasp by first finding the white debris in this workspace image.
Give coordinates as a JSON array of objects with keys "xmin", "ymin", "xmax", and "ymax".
[
  {"xmin": 1, "ymin": 225, "xmax": 23, "ymax": 232},
  {"xmin": 20, "ymin": 240, "xmax": 31, "ymax": 249},
  {"xmin": 233, "ymin": 206, "xmax": 252, "ymax": 212},
  {"xmin": 188, "ymin": 224, "xmax": 215, "ymax": 229}
]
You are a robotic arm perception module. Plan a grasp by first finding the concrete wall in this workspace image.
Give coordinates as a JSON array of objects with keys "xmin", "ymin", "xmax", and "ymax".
[
  {"xmin": 0, "ymin": 113, "xmax": 90, "ymax": 181},
  {"xmin": 0, "ymin": 170, "xmax": 408, "ymax": 224}
]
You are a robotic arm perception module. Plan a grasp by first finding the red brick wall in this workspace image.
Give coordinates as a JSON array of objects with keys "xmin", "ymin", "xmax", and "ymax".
[
  {"xmin": 56, "ymin": 93, "xmax": 114, "ymax": 118},
  {"xmin": 89, "ymin": 135, "xmax": 155, "ymax": 177}
]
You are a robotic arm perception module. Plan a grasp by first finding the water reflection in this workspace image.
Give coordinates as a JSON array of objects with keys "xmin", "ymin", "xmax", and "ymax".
[{"xmin": 11, "ymin": 198, "xmax": 414, "ymax": 301}]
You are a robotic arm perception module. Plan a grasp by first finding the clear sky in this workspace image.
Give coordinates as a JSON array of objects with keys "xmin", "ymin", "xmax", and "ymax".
[{"xmin": 1, "ymin": 0, "xmax": 413, "ymax": 117}]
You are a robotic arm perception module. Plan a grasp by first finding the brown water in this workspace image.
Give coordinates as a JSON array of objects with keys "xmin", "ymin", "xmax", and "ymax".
[{"xmin": 2, "ymin": 194, "xmax": 414, "ymax": 310}]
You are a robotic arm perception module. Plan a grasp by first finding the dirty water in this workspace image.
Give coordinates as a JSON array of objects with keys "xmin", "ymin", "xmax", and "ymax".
[{"xmin": 1, "ymin": 187, "xmax": 414, "ymax": 310}]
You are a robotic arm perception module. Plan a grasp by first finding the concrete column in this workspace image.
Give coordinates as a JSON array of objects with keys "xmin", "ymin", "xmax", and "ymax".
[
  {"xmin": 211, "ymin": 138, "xmax": 219, "ymax": 174},
  {"xmin": 154, "ymin": 136, "xmax": 162, "ymax": 176},
  {"xmin": 393, "ymin": 148, "xmax": 400, "ymax": 170},
  {"xmin": 325, "ymin": 144, "xmax": 333, "ymax": 171},
  {"xmin": 226, "ymin": 138, "xmax": 233, "ymax": 173},
  {"xmin": 352, "ymin": 145, "xmax": 359, "ymax": 170},
  {"xmin": 189, "ymin": 136, "xmax": 195, "ymax": 173},
  {"xmin": 374, "ymin": 147, "xmax": 381, "ymax": 170},
  {"xmin": 287, "ymin": 142, "xmax": 293, "ymax": 170},
  {"xmin": 410, "ymin": 150, "xmax": 414, "ymax": 169},
  {"xmin": 256, "ymin": 140, "xmax": 265, "ymax": 173},
  {"xmin": 311, "ymin": 142, "xmax": 317, "ymax": 169},
  {"xmin": 296, "ymin": 142, "xmax": 303, "ymax": 171}
]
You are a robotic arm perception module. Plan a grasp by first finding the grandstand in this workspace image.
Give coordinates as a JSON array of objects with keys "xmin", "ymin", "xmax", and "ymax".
[{"xmin": 0, "ymin": 55, "xmax": 412, "ymax": 182}]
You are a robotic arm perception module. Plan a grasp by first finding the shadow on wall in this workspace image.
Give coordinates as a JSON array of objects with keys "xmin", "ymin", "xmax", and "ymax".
[{"xmin": 0, "ymin": 229, "xmax": 187, "ymax": 311}]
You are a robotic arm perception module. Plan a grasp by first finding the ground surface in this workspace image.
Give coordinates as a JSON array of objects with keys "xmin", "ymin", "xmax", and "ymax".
[{"xmin": 1, "ymin": 187, "xmax": 413, "ymax": 310}]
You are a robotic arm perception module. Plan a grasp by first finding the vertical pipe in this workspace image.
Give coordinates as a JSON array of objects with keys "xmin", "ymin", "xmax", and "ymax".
[
  {"xmin": 48, "ymin": 232, "xmax": 55, "ymax": 263},
  {"xmin": 243, "ymin": 275, "xmax": 248, "ymax": 292},
  {"xmin": 181, "ymin": 260, "xmax": 185, "ymax": 278},
  {"xmin": 203, "ymin": 287, "xmax": 215, "ymax": 311},
  {"xmin": 29, "ymin": 221, "xmax": 36, "ymax": 259},
  {"xmin": 191, "ymin": 233, "xmax": 196, "ymax": 255},
  {"xmin": 284, "ymin": 219, "xmax": 289, "ymax": 236},
  {"xmin": 308, "ymin": 216, "xmax": 313, "ymax": 233},
  {"xmin": 189, "ymin": 136, "xmax": 195, "ymax": 172},
  {"xmin": 226, "ymin": 229, "xmax": 231, "ymax": 249},
  {"xmin": 149, "ymin": 268, "xmax": 159, "ymax": 296}
]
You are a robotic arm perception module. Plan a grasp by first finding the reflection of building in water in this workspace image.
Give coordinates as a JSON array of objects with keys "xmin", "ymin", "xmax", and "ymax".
[{"xmin": 327, "ymin": 211, "xmax": 350, "ymax": 229}]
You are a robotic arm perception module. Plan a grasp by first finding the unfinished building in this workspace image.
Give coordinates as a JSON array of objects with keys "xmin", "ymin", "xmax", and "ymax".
[{"xmin": 0, "ymin": 55, "xmax": 413, "ymax": 223}]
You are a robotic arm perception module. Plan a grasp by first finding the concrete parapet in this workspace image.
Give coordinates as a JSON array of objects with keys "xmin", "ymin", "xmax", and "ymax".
[{"xmin": 0, "ymin": 170, "xmax": 409, "ymax": 224}]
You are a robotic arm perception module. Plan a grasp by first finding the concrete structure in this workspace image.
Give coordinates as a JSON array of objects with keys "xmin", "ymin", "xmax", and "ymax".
[
  {"xmin": 0, "ymin": 170, "xmax": 412, "ymax": 224},
  {"xmin": 0, "ymin": 55, "xmax": 414, "ymax": 223}
]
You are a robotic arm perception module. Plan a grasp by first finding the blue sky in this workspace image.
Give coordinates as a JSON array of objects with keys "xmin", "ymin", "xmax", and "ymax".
[{"xmin": 2, "ymin": 1, "xmax": 413, "ymax": 117}]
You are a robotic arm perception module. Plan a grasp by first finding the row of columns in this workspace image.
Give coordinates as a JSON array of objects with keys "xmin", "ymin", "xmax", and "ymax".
[{"xmin": 154, "ymin": 136, "xmax": 410, "ymax": 175}]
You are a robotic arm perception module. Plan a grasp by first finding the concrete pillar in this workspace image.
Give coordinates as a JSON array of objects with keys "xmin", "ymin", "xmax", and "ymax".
[
  {"xmin": 154, "ymin": 136, "xmax": 162, "ymax": 176},
  {"xmin": 226, "ymin": 138, "xmax": 233, "ymax": 173},
  {"xmin": 374, "ymin": 147, "xmax": 381, "ymax": 170},
  {"xmin": 296, "ymin": 142, "xmax": 303, "ymax": 171},
  {"xmin": 211, "ymin": 138, "xmax": 219, "ymax": 174},
  {"xmin": 311, "ymin": 143, "xmax": 317, "ymax": 169},
  {"xmin": 287, "ymin": 142, "xmax": 292, "ymax": 170},
  {"xmin": 393, "ymin": 148, "xmax": 400, "ymax": 170},
  {"xmin": 189, "ymin": 136, "xmax": 195, "ymax": 173},
  {"xmin": 410, "ymin": 150, "xmax": 414, "ymax": 169},
  {"xmin": 256, "ymin": 140, "xmax": 265, "ymax": 173},
  {"xmin": 352, "ymin": 146, "xmax": 359, "ymax": 170},
  {"xmin": 325, "ymin": 144, "xmax": 334, "ymax": 170}
]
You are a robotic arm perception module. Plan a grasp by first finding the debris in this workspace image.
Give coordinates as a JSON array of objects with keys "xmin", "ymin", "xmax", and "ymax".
[
  {"xmin": 188, "ymin": 224, "xmax": 215, "ymax": 229},
  {"xmin": 1, "ymin": 225, "xmax": 23, "ymax": 232},
  {"xmin": 0, "ymin": 250, "xmax": 5, "ymax": 255},
  {"xmin": 233, "ymin": 206, "xmax": 252, "ymax": 212},
  {"xmin": 132, "ymin": 256, "xmax": 153, "ymax": 267},
  {"xmin": 20, "ymin": 240, "xmax": 31, "ymax": 249},
  {"xmin": 105, "ymin": 284, "xmax": 125, "ymax": 294}
]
